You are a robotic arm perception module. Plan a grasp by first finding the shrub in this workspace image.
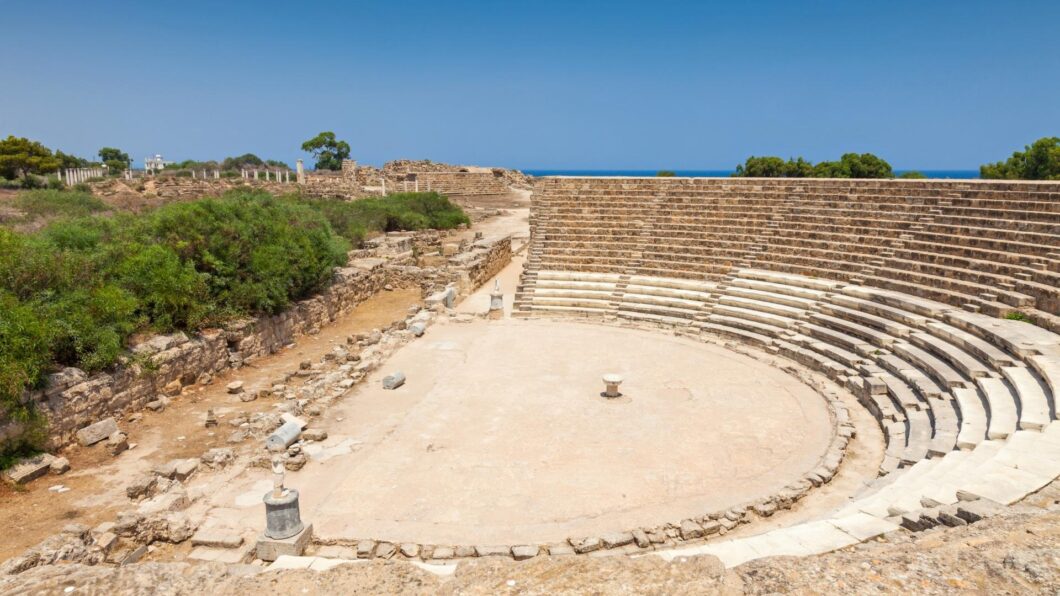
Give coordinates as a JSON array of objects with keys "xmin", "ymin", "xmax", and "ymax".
[
  {"xmin": 19, "ymin": 174, "xmax": 46, "ymax": 189},
  {"xmin": 1004, "ymin": 311, "xmax": 1031, "ymax": 323},
  {"xmin": 296, "ymin": 192, "xmax": 470, "ymax": 247},
  {"xmin": 656, "ymin": 170, "xmax": 676, "ymax": 177},
  {"xmin": 898, "ymin": 171, "xmax": 927, "ymax": 179},
  {"xmin": 13, "ymin": 189, "xmax": 108, "ymax": 220},
  {"xmin": 0, "ymin": 188, "xmax": 467, "ymax": 461}
]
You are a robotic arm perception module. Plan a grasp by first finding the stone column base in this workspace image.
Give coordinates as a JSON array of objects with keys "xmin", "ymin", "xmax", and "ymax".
[{"xmin": 256, "ymin": 523, "xmax": 313, "ymax": 562}]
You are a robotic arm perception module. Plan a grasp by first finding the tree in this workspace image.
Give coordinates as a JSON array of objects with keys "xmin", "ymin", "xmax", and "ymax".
[
  {"xmin": 980, "ymin": 137, "xmax": 1060, "ymax": 180},
  {"xmin": 733, "ymin": 156, "xmax": 814, "ymax": 177},
  {"xmin": 98, "ymin": 147, "xmax": 130, "ymax": 173},
  {"xmin": 55, "ymin": 150, "xmax": 91, "ymax": 170},
  {"xmin": 221, "ymin": 153, "xmax": 265, "ymax": 171},
  {"xmin": 734, "ymin": 153, "xmax": 893, "ymax": 178},
  {"xmin": 734, "ymin": 156, "xmax": 788, "ymax": 177},
  {"xmin": 813, "ymin": 153, "xmax": 893, "ymax": 178},
  {"xmin": 0, "ymin": 136, "xmax": 61, "ymax": 179},
  {"xmin": 301, "ymin": 131, "xmax": 350, "ymax": 171}
]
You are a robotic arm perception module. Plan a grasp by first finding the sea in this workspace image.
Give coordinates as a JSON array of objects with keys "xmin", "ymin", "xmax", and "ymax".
[{"xmin": 523, "ymin": 169, "xmax": 980, "ymax": 179}]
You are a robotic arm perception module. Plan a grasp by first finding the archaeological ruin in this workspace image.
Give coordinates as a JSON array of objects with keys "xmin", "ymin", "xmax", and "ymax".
[{"xmin": 2, "ymin": 173, "xmax": 1059, "ymax": 593}]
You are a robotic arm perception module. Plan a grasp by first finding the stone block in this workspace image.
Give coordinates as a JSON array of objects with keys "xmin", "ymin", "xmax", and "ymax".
[
  {"xmin": 76, "ymin": 418, "xmax": 118, "ymax": 447},
  {"xmin": 632, "ymin": 529, "xmax": 650, "ymax": 548},
  {"xmin": 226, "ymin": 381, "xmax": 244, "ymax": 394},
  {"xmin": 355, "ymin": 540, "xmax": 376, "ymax": 559},
  {"xmin": 173, "ymin": 459, "xmax": 199, "ymax": 481},
  {"xmin": 474, "ymin": 545, "xmax": 509, "ymax": 557},
  {"xmin": 49, "ymin": 457, "xmax": 70, "ymax": 475},
  {"xmin": 399, "ymin": 543, "xmax": 420, "ymax": 558},
  {"xmin": 511, "ymin": 545, "xmax": 539, "ymax": 560},
  {"xmin": 95, "ymin": 532, "xmax": 118, "ymax": 553},
  {"xmin": 546, "ymin": 544, "xmax": 575, "ymax": 556},
  {"xmin": 571, "ymin": 537, "xmax": 602, "ymax": 554},
  {"xmin": 2, "ymin": 453, "xmax": 55, "ymax": 485},
  {"xmin": 431, "ymin": 546, "xmax": 454, "ymax": 560},
  {"xmin": 191, "ymin": 529, "xmax": 244, "ymax": 548},
  {"xmin": 256, "ymin": 524, "xmax": 312, "ymax": 562},
  {"xmin": 600, "ymin": 532, "xmax": 634, "ymax": 549},
  {"xmin": 107, "ymin": 432, "xmax": 129, "ymax": 456},
  {"xmin": 679, "ymin": 519, "xmax": 704, "ymax": 540},
  {"xmin": 454, "ymin": 545, "xmax": 476, "ymax": 558},
  {"xmin": 126, "ymin": 474, "xmax": 157, "ymax": 499},
  {"xmin": 302, "ymin": 429, "xmax": 328, "ymax": 442},
  {"xmin": 375, "ymin": 542, "xmax": 397, "ymax": 559},
  {"xmin": 382, "ymin": 371, "xmax": 406, "ymax": 390}
]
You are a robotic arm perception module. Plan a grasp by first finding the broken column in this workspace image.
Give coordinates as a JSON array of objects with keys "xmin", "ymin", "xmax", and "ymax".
[
  {"xmin": 256, "ymin": 446, "xmax": 312, "ymax": 561},
  {"xmin": 383, "ymin": 371, "xmax": 406, "ymax": 390},
  {"xmin": 296, "ymin": 159, "xmax": 305, "ymax": 184}
]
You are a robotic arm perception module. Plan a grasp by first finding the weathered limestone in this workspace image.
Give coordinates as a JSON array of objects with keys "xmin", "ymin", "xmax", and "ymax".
[
  {"xmin": 75, "ymin": 418, "xmax": 118, "ymax": 447},
  {"xmin": 382, "ymin": 371, "xmax": 406, "ymax": 390},
  {"xmin": 602, "ymin": 373, "xmax": 623, "ymax": 398}
]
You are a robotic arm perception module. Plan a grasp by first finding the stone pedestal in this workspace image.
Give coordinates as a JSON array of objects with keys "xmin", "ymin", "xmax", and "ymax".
[
  {"xmin": 264, "ymin": 489, "xmax": 304, "ymax": 539},
  {"xmin": 488, "ymin": 280, "xmax": 504, "ymax": 319},
  {"xmin": 256, "ymin": 523, "xmax": 313, "ymax": 562},
  {"xmin": 602, "ymin": 374, "xmax": 624, "ymax": 398}
]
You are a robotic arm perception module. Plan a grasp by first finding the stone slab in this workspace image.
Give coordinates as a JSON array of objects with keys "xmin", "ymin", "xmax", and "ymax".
[
  {"xmin": 191, "ymin": 529, "xmax": 244, "ymax": 548},
  {"xmin": 256, "ymin": 523, "xmax": 313, "ymax": 562},
  {"xmin": 76, "ymin": 417, "xmax": 118, "ymax": 446},
  {"xmin": 2, "ymin": 453, "xmax": 55, "ymax": 485}
]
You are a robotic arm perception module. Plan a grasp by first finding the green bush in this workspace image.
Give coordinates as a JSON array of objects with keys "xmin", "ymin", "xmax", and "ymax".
[
  {"xmin": 13, "ymin": 189, "xmax": 108, "ymax": 220},
  {"xmin": 296, "ymin": 192, "xmax": 470, "ymax": 247},
  {"xmin": 734, "ymin": 154, "xmax": 893, "ymax": 178},
  {"xmin": 1004, "ymin": 311, "xmax": 1031, "ymax": 323},
  {"xmin": 898, "ymin": 171, "xmax": 927, "ymax": 179},
  {"xmin": 0, "ymin": 189, "xmax": 469, "ymax": 461}
]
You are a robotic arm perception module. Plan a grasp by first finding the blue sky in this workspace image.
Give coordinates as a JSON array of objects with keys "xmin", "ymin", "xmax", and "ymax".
[{"xmin": 1, "ymin": 0, "xmax": 1058, "ymax": 170}]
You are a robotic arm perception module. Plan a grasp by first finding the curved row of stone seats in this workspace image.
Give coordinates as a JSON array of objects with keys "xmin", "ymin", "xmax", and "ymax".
[
  {"xmin": 653, "ymin": 425, "xmax": 1060, "ymax": 568},
  {"xmin": 722, "ymin": 269, "xmax": 1057, "ymax": 447},
  {"xmin": 526, "ymin": 177, "xmax": 1060, "ymax": 327},
  {"xmin": 517, "ymin": 263, "xmax": 1058, "ymax": 485}
]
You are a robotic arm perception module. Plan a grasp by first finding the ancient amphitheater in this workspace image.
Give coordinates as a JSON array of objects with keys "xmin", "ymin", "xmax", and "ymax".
[
  {"xmin": 512, "ymin": 176, "xmax": 1060, "ymax": 563},
  {"xmin": 3, "ymin": 175, "xmax": 1059, "ymax": 593}
]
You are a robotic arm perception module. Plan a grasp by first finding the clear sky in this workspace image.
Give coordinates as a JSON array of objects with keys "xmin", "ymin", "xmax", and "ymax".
[{"xmin": 1, "ymin": 0, "xmax": 1058, "ymax": 170}]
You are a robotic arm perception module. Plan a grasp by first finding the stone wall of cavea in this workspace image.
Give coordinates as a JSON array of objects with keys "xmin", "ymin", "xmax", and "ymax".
[{"xmin": 518, "ymin": 177, "xmax": 1060, "ymax": 326}]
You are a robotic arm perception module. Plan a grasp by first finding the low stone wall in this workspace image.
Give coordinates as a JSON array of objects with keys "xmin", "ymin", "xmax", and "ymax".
[
  {"xmin": 451, "ymin": 235, "xmax": 513, "ymax": 297},
  {"xmin": 1, "ymin": 233, "xmax": 513, "ymax": 452},
  {"xmin": 3, "ymin": 265, "xmax": 387, "ymax": 451}
]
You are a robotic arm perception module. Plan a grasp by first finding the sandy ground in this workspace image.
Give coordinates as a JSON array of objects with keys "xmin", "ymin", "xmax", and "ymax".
[{"xmin": 194, "ymin": 319, "xmax": 835, "ymax": 546}]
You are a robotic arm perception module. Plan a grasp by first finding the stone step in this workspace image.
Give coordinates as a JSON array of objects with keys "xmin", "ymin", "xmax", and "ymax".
[
  {"xmin": 975, "ymin": 377, "xmax": 1019, "ymax": 440},
  {"xmin": 999, "ymin": 366, "xmax": 1052, "ymax": 431}
]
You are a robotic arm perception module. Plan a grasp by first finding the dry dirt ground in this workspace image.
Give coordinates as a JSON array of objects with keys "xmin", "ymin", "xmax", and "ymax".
[{"xmin": 0, "ymin": 288, "xmax": 421, "ymax": 563}]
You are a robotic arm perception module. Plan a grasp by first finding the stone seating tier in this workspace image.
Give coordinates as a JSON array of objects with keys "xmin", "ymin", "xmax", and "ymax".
[{"xmin": 527, "ymin": 179, "xmax": 1060, "ymax": 328}]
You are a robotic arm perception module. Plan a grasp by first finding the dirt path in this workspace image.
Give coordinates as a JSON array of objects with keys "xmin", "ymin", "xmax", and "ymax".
[{"xmin": 0, "ymin": 288, "xmax": 421, "ymax": 562}]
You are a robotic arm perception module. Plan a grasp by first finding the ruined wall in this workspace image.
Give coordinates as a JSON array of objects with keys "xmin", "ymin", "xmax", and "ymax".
[
  {"xmin": 2, "ymin": 234, "xmax": 513, "ymax": 452},
  {"xmin": 452, "ymin": 235, "xmax": 513, "ymax": 296},
  {"xmin": 4, "ymin": 265, "xmax": 387, "ymax": 450}
]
